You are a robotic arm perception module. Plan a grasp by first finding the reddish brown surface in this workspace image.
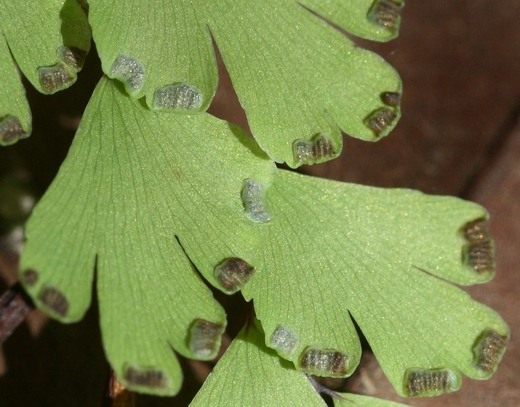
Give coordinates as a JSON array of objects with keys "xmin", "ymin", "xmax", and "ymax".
[
  {"xmin": 459, "ymin": 120, "xmax": 520, "ymax": 407},
  {"xmin": 1, "ymin": 1, "xmax": 519, "ymax": 406},
  {"xmin": 0, "ymin": 289, "xmax": 31, "ymax": 343},
  {"xmin": 306, "ymin": 1, "xmax": 520, "ymax": 195}
]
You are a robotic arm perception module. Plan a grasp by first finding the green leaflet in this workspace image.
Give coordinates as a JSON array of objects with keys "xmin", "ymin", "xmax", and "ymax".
[
  {"xmin": 191, "ymin": 321, "xmax": 407, "ymax": 407},
  {"xmin": 0, "ymin": 0, "xmax": 91, "ymax": 146},
  {"xmin": 89, "ymin": 1, "xmax": 216, "ymax": 111},
  {"xmin": 0, "ymin": 34, "xmax": 30, "ymax": 146},
  {"xmin": 19, "ymin": 78, "xmax": 274, "ymax": 396},
  {"xmin": 89, "ymin": 0, "xmax": 402, "ymax": 166},
  {"xmin": 0, "ymin": 0, "xmax": 90, "ymax": 94},
  {"xmin": 243, "ymin": 170, "xmax": 509, "ymax": 397},
  {"xmin": 190, "ymin": 322, "xmax": 325, "ymax": 407}
]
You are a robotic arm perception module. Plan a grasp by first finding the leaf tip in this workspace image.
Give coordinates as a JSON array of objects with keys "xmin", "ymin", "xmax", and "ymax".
[
  {"xmin": 364, "ymin": 106, "xmax": 398, "ymax": 138},
  {"xmin": 122, "ymin": 364, "xmax": 171, "ymax": 393},
  {"xmin": 188, "ymin": 319, "xmax": 225, "ymax": 359},
  {"xmin": 0, "ymin": 115, "xmax": 30, "ymax": 146},
  {"xmin": 153, "ymin": 83, "xmax": 203, "ymax": 111},
  {"xmin": 298, "ymin": 347, "xmax": 349, "ymax": 377},
  {"xmin": 37, "ymin": 286, "xmax": 69, "ymax": 318},
  {"xmin": 461, "ymin": 219, "xmax": 495, "ymax": 278},
  {"xmin": 404, "ymin": 367, "xmax": 461, "ymax": 397},
  {"xmin": 38, "ymin": 63, "xmax": 76, "ymax": 94},
  {"xmin": 214, "ymin": 258, "xmax": 255, "ymax": 294},
  {"xmin": 58, "ymin": 46, "xmax": 87, "ymax": 71},
  {"xmin": 368, "ymin": 0, "xmax": 404, "ymax": 36},
  {"xmin": 20, "ymin": 268, "xmax": 39, "ymax": 287},
  {"xmin": 472, "ymin": 329, "xmax": 508, "ymax": 377},
  {"xmin": 270, "ymin": 325, "xmax": 299, "ymax": 357},
  {"xmin": 110, "ymin": 55, "xmax": 145, "ymax": 95},
  {"xmin": 292, "ymin": 133, "xmax": 339, "ymax": 167}
]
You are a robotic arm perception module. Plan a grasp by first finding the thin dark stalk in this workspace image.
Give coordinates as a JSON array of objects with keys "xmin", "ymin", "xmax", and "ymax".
[
  {"xmin": 0, "ymin": 284, "xmax": 32, "ymax": 343},
  {"xmin": 107, "ymin": 371, "xmax": 136, "ymax": 407}
]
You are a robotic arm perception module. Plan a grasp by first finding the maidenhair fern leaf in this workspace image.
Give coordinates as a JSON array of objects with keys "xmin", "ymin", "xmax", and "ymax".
[
  {"xmin": 17, "ymin": 79, "xmax": 508, "ymax": 398},
  {"xmin": 18, "ymin": 80, "xmax": 508, "ymax": 397},
  {"xmin": 89, "ymin": 0, "xmax": 402, "ymax": 166},
  {"xmin": 19, "ymin": 77, "xmax": 274, "ymax": 395},
  {"xmin": 0, "ymin": 35, "xmax": 30, "ymax": 146},
  {"xmin": 191, "ymin": 321, "xmax": 408, "ymax": 407},
  {"xmin": 242, "ymin": 170, "xmax": 509, "ymax": 397}
]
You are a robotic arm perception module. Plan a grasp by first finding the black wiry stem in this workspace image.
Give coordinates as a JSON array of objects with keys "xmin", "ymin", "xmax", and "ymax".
[{"xmin": 0, "ymin": 285, "xmax": 32, "ymax": 343}]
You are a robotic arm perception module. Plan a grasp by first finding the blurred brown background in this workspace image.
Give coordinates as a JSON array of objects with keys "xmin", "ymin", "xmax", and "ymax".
[{"xmin": 1, "ymin": 1, "xmax": 519, "ymax": 406}]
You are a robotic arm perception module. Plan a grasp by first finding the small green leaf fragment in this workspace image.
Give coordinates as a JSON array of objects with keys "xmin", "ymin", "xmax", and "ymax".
[
  {"xmin": 0, "ymin": 35, "xmax": 31, "ymax": 146},
  {"xmin": 0, "ymin": 0, "xmax": 91, "ymax": 92},
  {"xmin": 190, "ymin": 322, "xmax": 326, "ymax": 407},
  {"xmin": 404, "ymin": 368, "xmax": 461, "ymax": 397}
]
